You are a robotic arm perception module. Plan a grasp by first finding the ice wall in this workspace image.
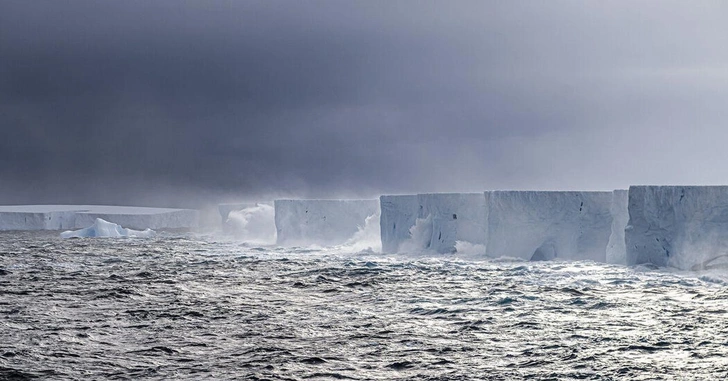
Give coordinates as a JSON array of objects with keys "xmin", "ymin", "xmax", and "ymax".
[
  {"xmin": 74, "ymin": 208, "xmax": 198, "ymax": 230},
  {"xmin": 379, "ymin": 193, "xmax": 488, "ymax": 254},
  {"xmin": 419, "ymin": 193, "xmax": 489, "ymax": 254},
  {"xmin": 606, "ymin": 190, "xmax": 629, "ymax": 265},
  {"xmin": 486, "ymin": 191, "xmax": 612, "ymax": 262},
  {"xmin": 379, "ymin": 195, "xmax": 419, "ymax": 253},
  {"xmin": 0, "ymin": 206, "xmax": 82, "ymax": 230},
  {"xmin": 625, "ymin": 186, "xmax": 728, "ymax": 269},
  {"xmin": 0, "ymin": 205, "xmax": 199, "ymax": 231},
  {"xmin": 274, "ymin": 199, "xmax": 379, "ymax": 246}
]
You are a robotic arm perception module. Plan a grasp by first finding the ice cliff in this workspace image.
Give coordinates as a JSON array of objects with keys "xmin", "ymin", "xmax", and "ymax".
[
  {"xmin": 0, "ymin": 205, "xmax": 198, "ymax": 231},
  {"xmin": 380, "ymin": 193, "xmax": 488, "ymax": 254},
  {"xmin": 274, "ymin": 199, "xmax": 379, "ymax": 246},
  {"xmin": 625, "ymin": 186, "xmax": 728, "ymax": 269},
  {"xmin": 606, "ymin": 190, "xmax": 629, "ymax": 265},
  {"xmin": 379, "ymin": 195, "xmax": 419, "ymax": 253},
  {"xmin": 486, "ymin": 191, "xmax": 613, "ymax": 262}
]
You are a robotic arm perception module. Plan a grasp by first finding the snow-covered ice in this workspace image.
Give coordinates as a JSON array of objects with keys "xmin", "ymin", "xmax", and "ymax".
[
  {"xmin": 625, "ymin": 186, "xmax": 728, "ymax": 269},
  {"xmin": 485, "ymin": 191, "xmax": 612, "ymax": 262},
  {"xmin": 0, "ymin": 205, "xmax": 198, "ymax": 231},
  {"xmin": 60, "ymin": 218, "xmax": 156, "ymax": 238},
  {"xmin": 274, "ymin": 199, "xmax": 379, "ymax": 246},
  {"xmin": 606, "ymin": 190, "xmax": 629, "ymax": 265}
]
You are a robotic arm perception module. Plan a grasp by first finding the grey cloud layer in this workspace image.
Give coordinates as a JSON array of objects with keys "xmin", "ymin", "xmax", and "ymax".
[{"xmin": 2, "ymin": 1, "xmax": 727, "ymax": 206}]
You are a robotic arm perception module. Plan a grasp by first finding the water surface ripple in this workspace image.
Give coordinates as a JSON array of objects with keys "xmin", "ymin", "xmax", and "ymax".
[{"xmin": 1, "ymin": 231, "xmax": 728, "ymax": 380}]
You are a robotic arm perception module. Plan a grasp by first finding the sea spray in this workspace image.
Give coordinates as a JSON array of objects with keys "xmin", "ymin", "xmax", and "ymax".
[
  {"xmin": 398, "ymin": 214, "xmax": 434, "ymax": 253},
  {"xmin": 340, "ymin": 212, "xmax": 382, "ymax": 253},
  {"xmin": 225, "ymin": 204, "xmax": 277, "ymax": 245},
  {"xmin": 454, "ymin": 241, "xmax": 487, "ymax": 258}
]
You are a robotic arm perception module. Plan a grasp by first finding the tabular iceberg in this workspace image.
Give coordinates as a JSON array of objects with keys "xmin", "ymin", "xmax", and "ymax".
[
  {"xmin": 274, "ymin": 199, "xmax": 379, "ymax": 246},
  {"xmin": 0, "ymin": 205, "xmax": 198, "ymax": 231},
  {"xmin": 60, "ymin": 218, "xmax": 156, "ymax": 238},
  {"xmin": 379, "ymin": 195, "xmax": 419, "ymax": 253},
  {"xmin": 486, "ymin": 191, "xmax": 612, "ymax": 262},
  {"xmin": 0, "ymin": 205, "xmax": 80, "ymax": 230},
  {"xmin": 606, "ymin": 190, "xmax": 629, "ymax": 265},
  {"xmin": 419, "ymin": 193, "xmax": 488, "ymax": 254},
  {"xmin": 625, "ymin": 186, "xmax": 728, "ymax": 269},
  {"xmin": 380, "ymin": 193, "xmax": 488, "ymax": 254}
]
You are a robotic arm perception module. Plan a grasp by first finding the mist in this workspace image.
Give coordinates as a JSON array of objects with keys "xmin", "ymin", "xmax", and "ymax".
[{"xmin": 2, "ymin": 1, "xmax": 728, "ymax": 208}]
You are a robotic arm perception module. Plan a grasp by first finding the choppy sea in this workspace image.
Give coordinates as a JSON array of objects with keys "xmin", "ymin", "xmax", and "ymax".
[{"xmin": 2, "ymin": 231, "xmax": 728, "ymax": 380}]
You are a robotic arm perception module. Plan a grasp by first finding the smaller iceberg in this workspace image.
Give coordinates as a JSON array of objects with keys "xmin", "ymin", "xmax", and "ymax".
[{"xmin": 60, "ymin": 218, "xmax": 156, "ymax": 239}]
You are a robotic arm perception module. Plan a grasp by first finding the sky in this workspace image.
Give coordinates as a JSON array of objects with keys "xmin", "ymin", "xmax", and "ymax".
[{"xmin": 2, "ymin": 1, "xmax": 728, "ymax": 207}]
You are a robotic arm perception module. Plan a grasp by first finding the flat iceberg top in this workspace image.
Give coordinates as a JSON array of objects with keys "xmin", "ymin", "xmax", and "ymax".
[
  {"xmin": 274, "ymin": 199, "xmax": 378, "ymax": 203},
  {"xmin": 0, "ymin": 205, "xmax": 192, "ymax": 214},
  {"xmin": 415, "ymin": 192, "xmax": 484, "ymax": 196},
  {"xmin": 629, "ymin": 185, "xmax": 728, "ymax": 191},
  {"xmin": 489, "ymin": 190, "xmax": 613, "ymax": 195},
  {"xmin": 61, "ymin": 218, "xmax": 156, "ymax": 238}
]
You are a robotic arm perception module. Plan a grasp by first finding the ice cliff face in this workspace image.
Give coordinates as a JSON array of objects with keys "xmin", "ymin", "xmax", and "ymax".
[
  {"xmin": 0, "ymin": 205, "xmax": 198, "ymax": 231},
  {"xmin": 486, "ymin": 191, "xmax": 613, "ymax": 262},
  {"xmin": 379, "ymin": 193, "xmax": 487, "ymax": 254},
  {"xmin": 379, "ymin": 195, "xmax": 419, "ymax": 253},
  {"xmin": 14, "ymin": 186, "xmax": 728, "ymax": 270},
  {"xmin": 606, "ymin": 190, "xmax": 629, "ymax": 265},
  {"xmin": 247, "ymin": 188, "xmax": 728, "ymax": 268},
  {"xmin": 381, "ymin": 192, "xmax": 613, "ymax": 260},
  {"xmin": 419, "ymin": 193, "xmax": 488, "ymax": 254},
  {"xmin": 274, "ymin": 199, "xmax": 379, "ymax": 246},
  {"xmin": 625, "ymin": 186, "xmax": 728, "ymax": 269}
]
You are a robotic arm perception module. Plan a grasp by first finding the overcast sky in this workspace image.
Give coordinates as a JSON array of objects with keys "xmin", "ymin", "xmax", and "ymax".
[{"xmin": 2, "ymin": 1, "xmax": 728, "ymax": 207}]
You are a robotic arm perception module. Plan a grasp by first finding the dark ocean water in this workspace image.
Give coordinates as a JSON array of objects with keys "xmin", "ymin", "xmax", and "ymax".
[{"xmin": 2, "ymin": 231, "xmax": 728, "ymax": 380}]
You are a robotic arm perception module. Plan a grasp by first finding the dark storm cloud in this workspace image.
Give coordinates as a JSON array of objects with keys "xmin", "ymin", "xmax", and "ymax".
[{"xmin": 1, "ymin": 1, "xmax": 728, "ymax": 206}]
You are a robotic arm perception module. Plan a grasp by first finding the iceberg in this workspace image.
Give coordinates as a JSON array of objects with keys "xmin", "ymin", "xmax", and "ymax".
[
  {"xmin": 0, "ymin": 205, "xmax": 198, "ymax": 231},
  {"xmin": 380, "ymin": 193, "xmax": 488, "ymax": 254},
  {"xmin": 379, "ymin": 195, "xmax": 419, "ymax": 253},
  {"xmin": 418, "ymin": 193, "xmax": 488, "ymax": 254},
  {"xmin": 485, "ymin": 191, "xmax": 612, "ymax": 261},
  {"xmin": 381, "ymin": 192, "xmax": 612, "ymax": 259},
  {"xmin": 274, "ymin": 199, "xmax": 379, "ymax": 246},
  {"xmin": 60, "ymin": 218, "xmax": 156, "ymax": 238},
  {"xmin": 625, "ymin": 186, "xmax": 728, "ymax": 269},
  {"xmin": 605, "ymin": 190, "xmax": 629, "ymax": 265}
]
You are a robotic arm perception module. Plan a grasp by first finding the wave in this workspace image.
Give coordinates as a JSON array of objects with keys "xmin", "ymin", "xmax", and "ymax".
[{"xmin": 225, "ymin": 204, "xmax": 277, "ymax": 245}]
